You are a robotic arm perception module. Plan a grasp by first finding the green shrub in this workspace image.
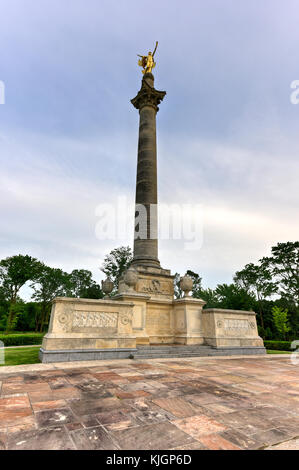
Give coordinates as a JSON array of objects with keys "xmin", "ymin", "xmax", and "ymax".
[
  {"xmin": 264, "ymin": 340, "xmax": 292, "ymax": 351},
  {"xmin": 0, "ymin": 333, "xmax": 44, "ymax": 346}
]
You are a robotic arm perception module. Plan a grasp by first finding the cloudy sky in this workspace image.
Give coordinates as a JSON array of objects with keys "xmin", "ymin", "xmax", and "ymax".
[{"xmin": 0, "ymin": 0, "xmax": 298, "ymax": 297}]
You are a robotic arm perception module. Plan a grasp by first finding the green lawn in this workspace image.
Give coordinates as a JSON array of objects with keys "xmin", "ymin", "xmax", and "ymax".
[
  {"xmin": 266, "ymin": 350, "xmax": 292, "ymax": 354},
  {"xmin": 0, "ymin": 331, "xmax": 44, "ymax": 335},
  {"xmin": 1, "ymin": 346, "xmax": 41, "ymax": 367}
]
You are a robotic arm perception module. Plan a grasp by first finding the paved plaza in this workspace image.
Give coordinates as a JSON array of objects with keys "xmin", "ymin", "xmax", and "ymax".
[{"xmin": 0, "ymin": 355, "xmax": 298, "ymax": 450}]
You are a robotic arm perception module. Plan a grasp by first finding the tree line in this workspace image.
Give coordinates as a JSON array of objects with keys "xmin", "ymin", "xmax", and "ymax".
[
  {"xmin": 0, "ymin": 241, "xmax": 298, "ymax": 340},
  {"xmin": 0, "ymin": 257, "xmax": 104, "ymax": 333},
  {"xmin": 174, "ymin": 241, "xmax": 299, "ymax": 341}
]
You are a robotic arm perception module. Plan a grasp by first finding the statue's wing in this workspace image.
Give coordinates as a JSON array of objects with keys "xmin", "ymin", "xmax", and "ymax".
[{"xmin": 138, "ymin": 56, "xmax": 147, "ymax": 68}]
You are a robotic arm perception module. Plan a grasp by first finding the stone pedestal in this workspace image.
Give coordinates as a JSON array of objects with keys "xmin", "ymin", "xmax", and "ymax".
[
  {"xmin": 202, "ymin": 308, "xmax": 265, "ymax": 349},
  {"xmin": 114, "ymin": 292, "xmax": 150, "ymax": 345},
  {"xmin": 119, "ymin": 265, "xmax": 174, "ymax": 301},
  {"xmin": 173, "ymin": 297, "xmax": 206, "ymax": 345},
  {"xmin": 39, "ymin": 297, "xmax": 137, "ymax": 363},
  {"xmin": 40, "ymin": 296, "xmax": 266, "ymax": 362}
]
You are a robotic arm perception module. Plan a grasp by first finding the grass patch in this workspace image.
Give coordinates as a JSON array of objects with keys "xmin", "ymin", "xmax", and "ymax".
[
  {"xmin": 266, "ymin": 350, "xmax": 292, "ymax": 354},
  {"xmin": 1, "ymin": 346, "xmax": 41, "ymax": 367},
  {"xmin": 0, "ymin": 331, "xmax": 42, "ymax": 335}
]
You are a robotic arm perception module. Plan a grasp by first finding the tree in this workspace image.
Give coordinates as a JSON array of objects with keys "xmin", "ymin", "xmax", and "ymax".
[
  {"xmin": 262, "ymin": 242, "xmax": 299, "ymax": 307},
  {"xmin": 200, "ymin": 288, "xmax": 219, "ymax": 308},
  {"xmin": 275, "ymin": 296, "xmax": 299, "ymax": 340},
  {"xmin": 234, "ymin": 262, "xmax": 277, "ymax": 328},
  {"xmin": 16, "ymin": 302, "xmax": 39, "ymax": 332},
  {"xmin": 6, "ymin": 302, "xmax": 25, "ymax": 332},
  {"xmin": 173, "ymin": 273, "xmax": 183, "ymax": 299},
  {"xmin": 78, "ymin": 284, "xmax": 103, "ymax": 299},
  {"xmin": 0, "ymin": 255, "xmax": 43, "ymax": 332},
  {"xmin": 272, "ymin": 306, "xmax": 290, "ymax": 340},
  {"xmin": 31, "ymin": 266, "xmax": 70, "ymax": 332},
  {"xmin": 173, "ymin": 270, "xmax": 202, "ymax": 299},
  {"xmin": 186, "ymin": 270, "xmax": 202, "ymax": 298},
  {"xmin": 101, "ymin": 246, "xmax": 133, "ymax": 292},
  {"xmin": 69, "ymin": 269, "xmax": 102, "ymax": 299},
  {"xmin": 213, "ymin": 283, "xmax": 256, "ymax": 311}
]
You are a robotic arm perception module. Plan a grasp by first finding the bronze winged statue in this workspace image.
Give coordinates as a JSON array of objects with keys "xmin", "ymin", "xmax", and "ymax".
[{"xmin": 137, "ymin": 41, "xmax": 158, "ymax": 74}]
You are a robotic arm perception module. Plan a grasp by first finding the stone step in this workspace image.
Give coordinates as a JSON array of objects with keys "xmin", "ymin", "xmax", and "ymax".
[
  {"xmin": 133, "ymin": 353, "xmax": 216, "ymax": 359},
  {"xmin": 133, "ymin": 345, "xmax": 266, "ymax": 359},
  {"xmin": 133, "ymin": 344, "xmax": 216, "ymax": 359},
  {"xmin": 135, "ymin": 349, "xmax": 211, "ymax": 357},
  {"xmin": 135, "ymin": 349, "xmax": 211, "ymax": 355},
  {"xmin": 136, "ymin": 345, "xmax": 211, "ymax": 351}
]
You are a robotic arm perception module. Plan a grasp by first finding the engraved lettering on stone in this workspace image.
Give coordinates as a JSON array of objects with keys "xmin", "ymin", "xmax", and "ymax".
[
  {"xmin": 72, "ymin": 311, "xmax": 118, "ymax": 329},
  {"xmin": 224, "ymin": 319, "xmax": 250, "ymax": 330}
]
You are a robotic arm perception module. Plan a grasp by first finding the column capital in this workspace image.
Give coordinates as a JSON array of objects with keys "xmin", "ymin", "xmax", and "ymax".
[{"xmin": 131, "ymin": 73, "xmax": 166, "ymax": 112}]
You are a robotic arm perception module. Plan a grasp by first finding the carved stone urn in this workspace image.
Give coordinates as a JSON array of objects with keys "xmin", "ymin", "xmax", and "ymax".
[
  {"xmin": 101, "ymin": 278, "xmax": 114, "ymax": 298},
  {"xmin": 180, "ymin": 275, "xmax": 193, "ymax": 297},
  {"xmin": 123, "ymin": 267, "xmax": 138, "ymax": 293}
]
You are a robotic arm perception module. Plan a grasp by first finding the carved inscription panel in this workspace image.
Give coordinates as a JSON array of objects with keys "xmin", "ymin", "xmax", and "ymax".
[
  {"xmin": 218, "ymin": 318, "xmax": 256, "ymax": 337},
  {"xmin": 71, "ymin": 311, "xmax": 118, "ymax": 333},
  {"xmin": 224, "ymin": 319, "xmax": 249, "ymax": 330}
]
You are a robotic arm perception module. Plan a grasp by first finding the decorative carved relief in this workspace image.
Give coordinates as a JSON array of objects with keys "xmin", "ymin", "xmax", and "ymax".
[
  {"xmin": 120, "ymin": 313, "xmax": 130, "ymax": 326},
  {"xmin": 58, "ymin": 313, "xmax": 71, "ymax": 332},
  {"xmin": 72, "ymin": 311, "xmax": 118, "ymax": 329},
  {"xmin": 138, "ymin": 279, "xmax": 173, "ymax": 296},
  {"xmin": 131, "ymin": 77, "xmax": 166, "ymax": 112},
  {"xmin": 143, "ymin": 279, "xmax": 161, "ymax": 293}
]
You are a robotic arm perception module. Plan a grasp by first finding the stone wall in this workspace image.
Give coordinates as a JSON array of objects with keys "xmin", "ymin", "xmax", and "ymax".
[
  {"xmin": 41, "ymin": 297, "xmax": 136, "ymax": 352},
  {"xmin": 202, "ymin": 308, "xmax": 264, "ymax": 348},
  {"xmin": 40, "ymin": 296, "xmax": 265, "ymax": 362}
]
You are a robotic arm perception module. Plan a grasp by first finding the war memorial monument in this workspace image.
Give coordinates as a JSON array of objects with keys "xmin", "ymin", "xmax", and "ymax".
[{"xmin": 40, "ymin": 44, "xmax": 265, "ymax": 363}]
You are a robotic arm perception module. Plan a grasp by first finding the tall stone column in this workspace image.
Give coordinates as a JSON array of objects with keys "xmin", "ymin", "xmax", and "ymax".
[{"xmin": 131, "ymin": 73, "xmax": 166, "ymax": 268}]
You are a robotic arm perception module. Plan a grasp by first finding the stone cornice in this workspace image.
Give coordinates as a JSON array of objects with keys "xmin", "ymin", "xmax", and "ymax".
[
  {"xmin": 203, "ymin": 308, "xmax": 257, "ymax": 315},
  {"xmin": 131, "ymin": 75, "xmax": 166, "ymax": 112}
]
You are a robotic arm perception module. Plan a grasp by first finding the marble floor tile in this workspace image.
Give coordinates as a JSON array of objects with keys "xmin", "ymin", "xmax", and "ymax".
[
  {"xmin": 173, "ymin": 414, "xmax": 227, "ymax": 438},
  {"xmin": 70, "ymin": 426, "xmax": 119, "ymax": 450},
  {"xmin": 199, "ymin": 433, "xmax": 241, "ymax": 450},
  {"xmin": 111, "ymin": 422, "xmax": 196, "ymax": 450},
  {"xmin": 7, "ymin": 426, "xmax": 75, "ymax": 450},
  {"xmin": 35, "ymin": 407, "xmax": 76, "ymax": 428},
  {"xmin": 152, "ymin": 397, "xmax": 202, "ymax": 418}
]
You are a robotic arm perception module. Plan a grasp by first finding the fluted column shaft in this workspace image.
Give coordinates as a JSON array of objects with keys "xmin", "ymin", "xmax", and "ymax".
[{"xmin": 131, "ymin": 73, "xmax": 166, "ymax": 267}]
